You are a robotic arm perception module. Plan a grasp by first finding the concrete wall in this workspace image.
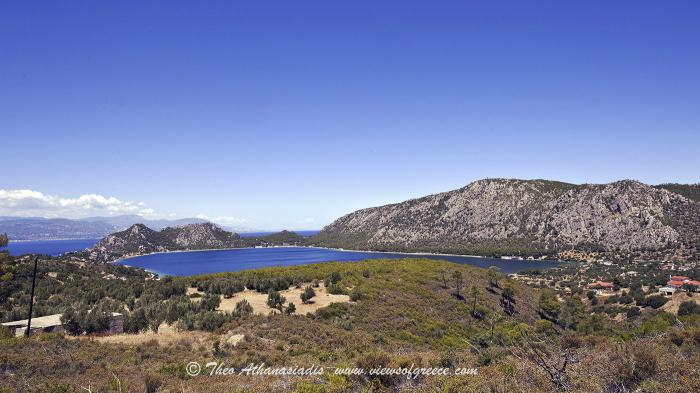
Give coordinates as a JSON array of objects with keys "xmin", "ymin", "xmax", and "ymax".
[{"xmin": 108, "ymin": 313, "xmax": 124, "ymax": 335}]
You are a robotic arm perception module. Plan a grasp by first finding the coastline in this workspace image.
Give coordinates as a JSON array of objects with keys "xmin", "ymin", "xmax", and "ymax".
[{"xmin": 112, "ymin": 245, "xmax": 564, "ymax": 265}]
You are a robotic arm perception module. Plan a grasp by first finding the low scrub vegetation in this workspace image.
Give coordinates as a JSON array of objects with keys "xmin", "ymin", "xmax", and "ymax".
[{"xmin": 2, "ymin": 250, "xmax": 700, "ymax": 392}]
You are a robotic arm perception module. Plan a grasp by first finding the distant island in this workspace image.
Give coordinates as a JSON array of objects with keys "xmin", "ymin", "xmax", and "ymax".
[{"xmin": 85, "ymin": 223, "xmax": 308, "ymax": 263}]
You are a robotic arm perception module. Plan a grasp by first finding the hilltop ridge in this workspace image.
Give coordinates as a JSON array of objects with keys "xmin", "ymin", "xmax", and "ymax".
[
  {"xmin": 86, "ymin": 223, "xmax": 308, "ymax": 262},
  {"xmin": 314, "ymin": 178, "xmax": 700, "ymax": 261},
  {"xmin": 87, "ymin": 222, "xmax": 244, "ymax": 262}
]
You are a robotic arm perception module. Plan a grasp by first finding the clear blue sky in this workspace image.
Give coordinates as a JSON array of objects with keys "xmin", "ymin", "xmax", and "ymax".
[{"xmin": 2, "ymin": 1, "xmax": 699, "ymax": 230}]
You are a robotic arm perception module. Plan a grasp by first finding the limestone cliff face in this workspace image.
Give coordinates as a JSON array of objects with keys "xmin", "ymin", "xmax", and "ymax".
[
  {"xmin": 89, "ymin": 223, "xmax": 242, "ymax": 262},
  {"xmin": 161, "ymin": 223, "xmax": 241, "ymax": 249},
  {"xmin": 314, "ymin": 179, "xmax": 700, "ymax": 259}
]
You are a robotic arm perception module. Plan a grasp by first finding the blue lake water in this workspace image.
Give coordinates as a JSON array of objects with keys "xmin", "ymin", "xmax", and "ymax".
[
  {"xmin": 116, "ymin": 246, "xmax": 561, "ymax": 276},
  {"xmin": 4, "ymin": 239, "xmax": 99, "ymax": 256}
]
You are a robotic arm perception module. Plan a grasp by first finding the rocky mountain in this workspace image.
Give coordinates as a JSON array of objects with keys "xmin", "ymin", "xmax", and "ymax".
[
  {"xmin": 314, "ymin": 179, "xmax": 700, "ymax": 261},
  {"xmin": 0, "ymin": 215, "xmax": 209, "ymax": 241},
  {"xmin": 88, "ymin": 222, "xmax": 244, "ymax": 262}
]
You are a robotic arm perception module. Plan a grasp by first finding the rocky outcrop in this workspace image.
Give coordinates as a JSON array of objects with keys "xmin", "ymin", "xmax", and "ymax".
[
  {"xmin": 161, "ymin": 223, "xmax": 242, "ymax": 249},
  {"xmin": 88, "ymin": 223, "xmax": 243, "ymax": 262},
  {"xmin": 314, "ymin": 179, "xmax": 700, "ymax": 261}
]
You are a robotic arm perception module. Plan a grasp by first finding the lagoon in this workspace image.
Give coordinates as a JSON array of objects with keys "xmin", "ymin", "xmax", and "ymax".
[{"xmin": 116, "ymin": 246, "xmax": 561, "ymax": 276}]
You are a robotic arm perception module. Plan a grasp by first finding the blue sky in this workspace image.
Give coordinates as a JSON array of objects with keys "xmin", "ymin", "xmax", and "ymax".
[{"xmin": 1, "ymin": 1, "xmax": 699, "ymax": 230}]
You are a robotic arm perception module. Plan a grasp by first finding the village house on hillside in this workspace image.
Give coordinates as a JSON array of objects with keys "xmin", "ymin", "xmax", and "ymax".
[
  {"xmin": 586, "ymin": 281, "xmax": 616, "ymax": 295},
  {"xmin": 1, "ymin": 312, "xmax": 123, "ymax": 337},
  {"xmin": 659, "ymin": 275, "xmax": 700, "ymax": 296}
]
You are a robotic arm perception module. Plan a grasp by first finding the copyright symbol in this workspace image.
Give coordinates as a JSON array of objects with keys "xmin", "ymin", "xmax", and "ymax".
[{"xmin": 186, "ymin": 362, "xmax": 201, "ymax": 376}]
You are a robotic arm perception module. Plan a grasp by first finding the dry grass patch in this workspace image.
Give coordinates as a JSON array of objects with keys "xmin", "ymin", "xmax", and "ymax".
[
  {"xmin": 187, "ymin": 286, "xmax": 204, "ymax": 302},
  {"xmin": 89, "ymin": 323, "xmax": 213, "ymax": 347},
  {"xmin": 187, "ymin": 287, "xmax": 204, "ymax": 296},
  {"xmin": 217, "ymin": 282, "xmax": 350, "ymax": 315},
  {"xmin": 661, "ymin": 292, "xmax": 700, "ymax": 314}
]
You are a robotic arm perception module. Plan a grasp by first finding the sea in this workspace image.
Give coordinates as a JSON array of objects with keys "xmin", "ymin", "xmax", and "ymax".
[
  {"xmin": 0, "ymin": 231, "xmax": 320, "ymax": 256},
  {"xmin": 115, "ymin": 247, "xmax": 560, "ymax": 276},
  {"xmin": 4, "ymin": 238, "xmax": 99, "ymax": 256}
]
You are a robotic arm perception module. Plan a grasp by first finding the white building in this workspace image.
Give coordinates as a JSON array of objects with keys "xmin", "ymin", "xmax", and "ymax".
[{"xmin": 1, "ymin": 312, "xmax": 123, "ymax": 337}]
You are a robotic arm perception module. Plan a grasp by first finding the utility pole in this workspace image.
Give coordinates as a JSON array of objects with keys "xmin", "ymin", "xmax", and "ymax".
[{"xmin": 26, "ymin": 256, "xmax": 39, "ymax": 336}]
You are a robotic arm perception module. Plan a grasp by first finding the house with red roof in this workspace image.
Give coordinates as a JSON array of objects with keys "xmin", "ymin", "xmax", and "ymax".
[
  {"xmin": 685, "ymin": 280, "xmax": 700, "ymax": 288},
  {"xmin": 670, "ymin": 275, "xmax": 691, "ymax": 281},
  {"xmin": 663, "ymin": 275, "xmax": 700, "ymax": 294},
  {"xmin": 667, "ymin": 280, "xmax": 686, "ymax": 289},
  {"xmin": 586, "ymin": 281, "xmax": 615, "ymax": 294}
]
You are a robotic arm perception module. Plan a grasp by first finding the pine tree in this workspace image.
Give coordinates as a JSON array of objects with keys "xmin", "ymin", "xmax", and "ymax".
[
  {"xmin": 500, "ymin": 283, "xmax": 516, "ymax": 316},
  {"xmin": 538, "ymin": 288, "xmax": 561, "ymax": 320},
  {"xmin": 469, "ymin": 285, "xmax": 483, "ymax": 318},
  {"xmin": 488, "ymin": 266, "xmax": 501, "ymax": 288},
  {"xmin": 452, "ymin": 271, "xmax": 464, "ymax": 298}
]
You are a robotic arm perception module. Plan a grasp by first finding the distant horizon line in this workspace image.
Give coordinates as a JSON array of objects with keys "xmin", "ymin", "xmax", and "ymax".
[{"xmin": 2, "ymin": 179, "xmax": 698, "ymax": 230}]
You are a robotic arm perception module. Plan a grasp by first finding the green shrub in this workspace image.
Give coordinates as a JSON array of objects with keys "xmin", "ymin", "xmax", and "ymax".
[
  {"xmin": 35, "ymin": 384, "xmax": 77, "ymax": 393},
  {"xmin": 644, "ymin": 295, "xmax": 668, "ymax": 309},
  {"xmin": 198, "ymin": 312, "xmax": 228, "ymax": 332},
  {"xmin": 285, "ymin": 302, "xmax": 296, "ymax": 315},
  {"xmin": 626, "ymin": 307, "xmax": 641, "ymax": 318},
  {"xmin": 678, "ymin": 301, "xmax": 700, "ymax": 316},
  {"xmin": 327, "ymin": 284, "xmax": 345, "ymax": 295},
  {"xmin": 329, "ymin": 271, "xmax": 342, "ymax": 284},
  {"xmin": 0, "ymin": 324, "xmax": 12, "ymax": 339},
  {"xmin": 300, "ymin": 286, "xmax": 316, "ymax": 304},
  {"xmin": 267, "ymin": 290, "xmax": 286, "ymax": 310},
  {"xmin": 199, "ymin": 293, "xmax": 221, "ymax": 311},
  {"xmin": 356, "ymin": 352, "xmax": 397, "ymax": 386},
  {"xmin": 317, "ymin": 303, "xmax": 348, "ymax": 320},
  {"xmin": 234, "ymin": 299, "xmax": 253, "ymax": 317}
]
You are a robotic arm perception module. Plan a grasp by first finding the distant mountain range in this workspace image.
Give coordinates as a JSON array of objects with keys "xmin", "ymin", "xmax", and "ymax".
[
  {"xmin": 313, "ymin": 179, "xmax": 700, "ymax": 262},
  {"xmin": 7, "ymin": 180, "xmax": 699, "ymax": 263},
  {"xmin": 0, "ymin": 215, "xmax": 209, "ymax": 240}
]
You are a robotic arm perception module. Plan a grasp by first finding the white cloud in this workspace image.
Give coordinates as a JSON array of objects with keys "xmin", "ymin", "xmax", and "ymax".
[
  {"xmin": 0, "ymin": 189, "xmax": 153, "ymax": 218},
  {"xmin": 214, "ymin": 216, "xmax": 247, "ymax": 225},
  {"xmin": 290, "ymin": 217, "xmax": 319, "ymax": 230},
  {"xmin": 138, "ymin": 208, "xmax": 156, "ymax": 217},
  {"xmin": 196, "ymin": 214, "xmax": 247, "ymax": 226}
]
